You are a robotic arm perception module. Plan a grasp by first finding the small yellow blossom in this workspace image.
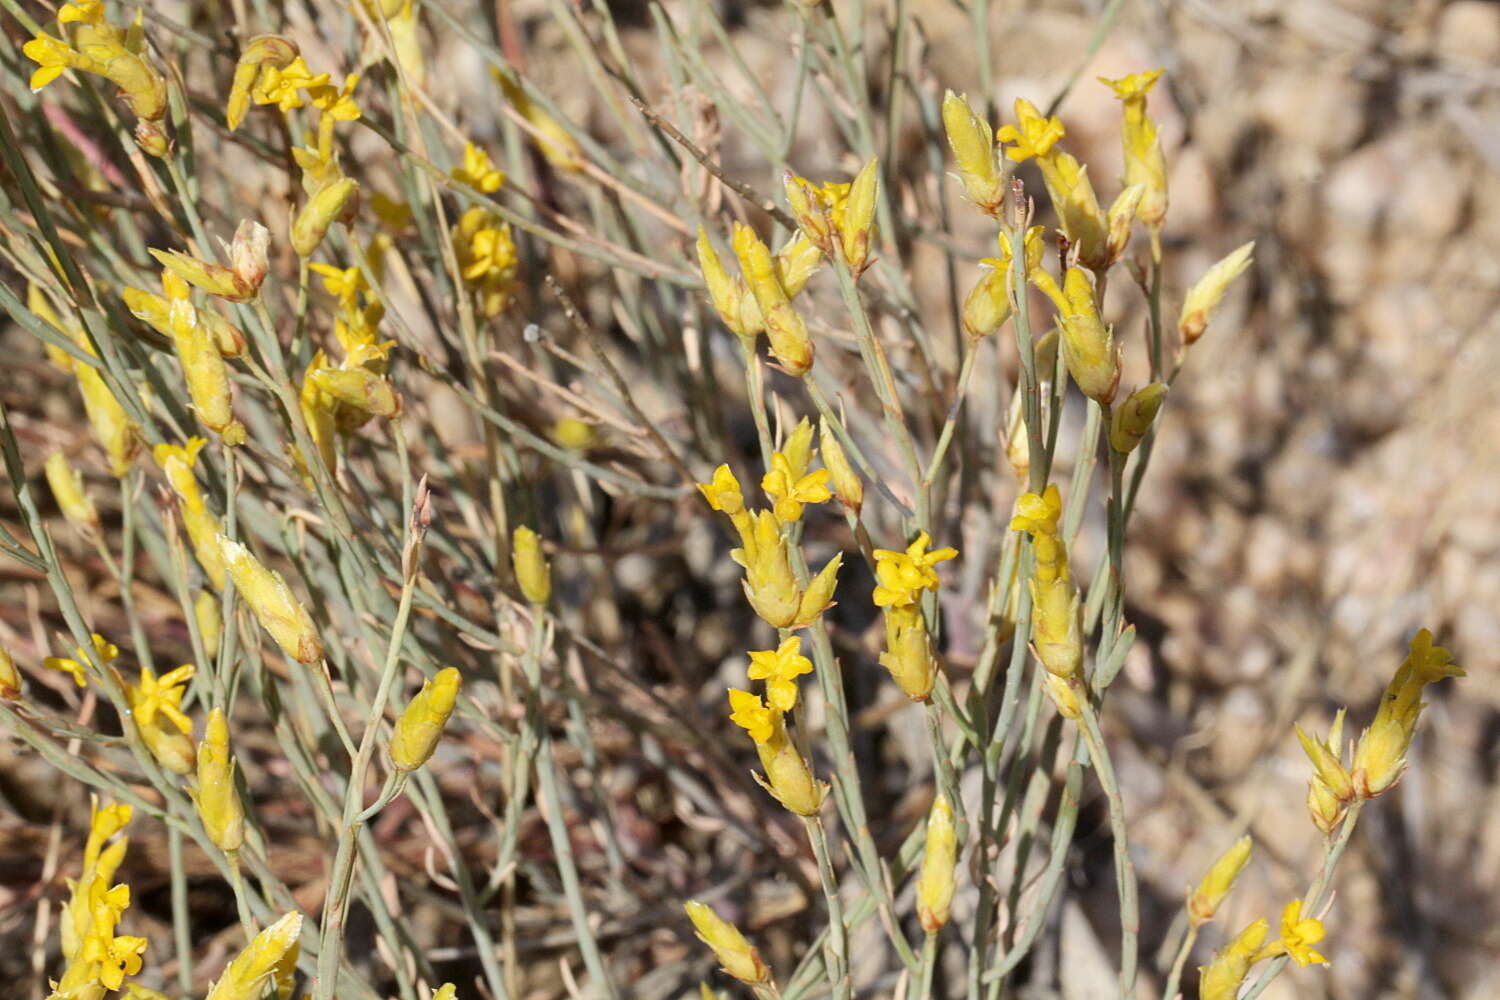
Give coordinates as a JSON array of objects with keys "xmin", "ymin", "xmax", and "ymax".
[
  {"xmin": 1100, "ymin": 70, "xmax": 1168, "ymax": 228},
  {"xmin": 453, "ymin": 142, "xmax": 505, "ymax": 193},
  {"xmin": 124, "ymin": 664, "xmax": 196, "ymax": 775},
  {"xmin": 1351, "ymin": 629, "xmax": 1463, "ymax": 797},
  {"xmin": 226, "ymin": 35, "xmax": 299, "ymax": 131},
  {"xmin": 453, "ymin": 206, "xmax": 518, "ymax": 317},
  {"xmin": 0, "ymin": 647, "xmax": 21, "ymax": 700},
  {"xmin": 220, "ymin": 536, "xmax": 324, "ymax": 663},
  {"xmin": 872, "ymin": 532, "xmax": 958, "ymax": 608},
  {"xmin": 1032, "ymin": 266, "xmax": 1119, "ymax": 404},
  {"xmin": 746, "ymin": 637, "xmax": 813, "ymax": 712},
  {"xmin": 44, "ymin": 633, "xmax": 118, "ymax": 688},
  {"xmin": 996, "ymin": 99, "xmax": 1066, "ymax": 162},
  {"xmin": 728, "ymin": 688, "xmax": 777, "ymax": 745},
  {"xmin": 760, "ymin": 452, "xmax": 832, "ymax": 523},
  {"xmin": 252, "ymin": 56, "xmax": 329, "ymax": 113},
  {"xmin": 880, "ymin": 602, "xmax": 938, "ymax": 700},
  {"xmin": 1270, "ymin": 899, "xmax": 1328, "ymax": 967}
]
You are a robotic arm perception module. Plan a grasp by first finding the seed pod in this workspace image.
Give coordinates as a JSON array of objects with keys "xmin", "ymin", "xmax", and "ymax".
[
  {"xmin": 291, "ymin": 178, "xmax": 359, "ymax": 258},
  {"xmin": 942, "ymin": 91, "xmax": 1004, "ymax": 213},
  {"xmin": 219, "ymin": 536, "xmax": 323, "ymax": 663},
  {"xmin": 1179, "ymin": 242, "xmax": 1254, "ymax": 345},
  {"xmin": 195, "ymin": 707, "xmax": 245, "ymax": 852},
  {"xmin": 818, "ymin": 420, "xmax": 863, "ymax": 513},
  {"xmin": 917, "ymin": 794, "xmax": 958, "ymax": 931},
  {"xmin": 389, "ymin": 668, "xmax": 462, "ymax": 772}
]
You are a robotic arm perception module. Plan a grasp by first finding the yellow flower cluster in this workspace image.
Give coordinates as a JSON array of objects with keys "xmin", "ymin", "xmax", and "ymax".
[
  {"xmin": 872, "ymin": 532, "xmax": 957, "ymax": 702},
  {"xmin": 699, "ymin": 423, "xmax": 841, "ymax": 631},
  {"xmin": 47, "ymin": 799, "xmax": 147, "ymax": 999},
  {"xmin": 783, "ymin": 159, "xmax": 880, "ymax": 276},
  {"xmin": 452, "ymin": 142, "xmax": 506, "ymax": 193},
  {"xmin": 1009, "ymin": 486, "xmax": 1082, "ymax": 716},
  {"xmin": 44, "ymin": 633, "xmax": 118, "ymax": 689},
  {"xmin": 301, "ymin": 247, "xmax": 401, "ymax": 475},
  {"xmin": 453, "ymin": 207, "xmax": 519, "ymax": 318},
  {"xmin": 696, "ymin": 225, "xmax": 822, "ymax": 369},
  {"xmin": 122, "ymin": 664, "xmax": 197, "ymax": 775},
  {"xmin": 1199, "ymin": 900, "xmax": 1329, "ymax": 999},
  {"xmin": 1299, "ymin": 630, "xmax": 1463, "ymax": 831},
  {"xmin": 23, "ymin": 1, "xmax": 169, "ymax": 155}
]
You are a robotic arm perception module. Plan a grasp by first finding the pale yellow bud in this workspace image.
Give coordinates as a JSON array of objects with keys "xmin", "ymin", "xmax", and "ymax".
[
  {"xmin": 838, "ymin": 157, "xmax": 879, "ymax": 275},
  {"xmin": 149, "ymin": 248, "xmax": 257, "ymax": 302},
  {"xmin": 1105, "ymin": 183, "xmax": 1145, "ymax": 264},
  {"xmin": 430, "ymin": 986, "xmax": 456, "ymax": 1000},
  {"xmin": 228, "ymin": 220, "xmax": 270, "ymax": 293},
  {"xmin": 942, "ymin": 91, "xmax": 1004, "ymax": 212},
  {"xmin": 732, "ymin": 224, "xmax": 813, "ymax": 375},
  {"xmin": 169, "ymin": 299, "xmax": 245, "ymax": 445},
  {"xmin": 390, "ymin": 667, "xmax": 462, "ymax": 772},
  {"xmin": 696, "ymin": 227, "xmax": 748, "ymax": 340},
  {"xmin": 1179, "ymin": 242, "xmax": 1254, "ymax": 345},
  {"xmin": 195, "ymin": 590, "xmax": 222, "ymax": 660},
  {"xmin": 1199, "ymin": 918, "xmax": 1269, "ymax": 1000},
  {"xmin": 292, "ymin": 178, "xmax": 359, "ymax": 257},
  {"xmin": 754, "ymin": 731, "xmax": 825, "ymax": 816},
  {"xmin": 879, "ymin": 603, "xmax": 937, "ymax": 701},
  {"xmin": 75, "ymin": 359, "xmax": 139, "ymax": 477},
  {"xmin": 818, "ymin": 419, "xmax": 863, "ymax": 513},
  {"xmin": 511, "ymin": 526, "xmax": 552, "ymax": 605},
  {"xmin": 205, "ymin": 911, "xmax": 303, "ymax": 1000},
  {"xmin": 962, "ymin": 265, "xmax": 1011, "ymax": 339},
  {"xmin": 792, "ymin": 552, "xmax": 842, "ymax": 628},
  {"xmin": 683, "ymin": 901, "xmax": 770, "ymax": 986},
  {"xmin": 775, "ymin": 234, "xmax": 823, "ymax": 297},
  {"xmin": 219, "ymin": 536, "xmax": 323, "ymax": 663},
  {"xmin": 309, "ymin": 366, "xmax": 400, "ymax": 419},
  {"xmin": 45, "ymin": 450, "xmax": 99, "ymax": 532},
  {"xmin": 124, "ymin": 286, "xmax": 246, "ymax": 356},
  {"xmin": 195, "ymin": 707, "xmax": 245, "ymax": 852},
  {"xmin": 1030, "ymin": 576, "xmax": 1081, "ymax": 679},
  {"xmin": 917, "ymin": 794, "xmax": 958, "ymax": 931},
  {"xmin": 1042, "ymin": 671, "xmax": 1081, "ymax": 719},
  {"xmin": 780, "ymin": 418, "xmax": 816, "ymax": 481},
  {"xmin": 1307, "ymin": 778, "xmax": 1345, "ymax": 835},
  {"xmin": 734, "ymin": 511, "xmax": 802, "ymax": 629},
  {"xmin": 1109, "ymin": 382, "xmax": 1167, "ymax": 454},
  {"xmin": 1188, "ymin": 836, "xmax": 1251, "ymax": 926}
]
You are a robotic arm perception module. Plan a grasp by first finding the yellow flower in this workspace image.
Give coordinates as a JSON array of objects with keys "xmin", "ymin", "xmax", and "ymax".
[
  {"xmin": 1272, "ymin": 899, "xmax": 1328, "ymax": 967},
  {"xmin": 746, "ymin": 637, "xmax": 813, "ymax": 712},
  {"xmin": 76, "ymin": 878, "xmax": 147, "ymax": 990},
  {"xmin": 872, "ymin": 532, "xmax": 958, "ymax": 608},
  {"xmin": 996, "ymin": 99, "xmax": 1066, "ymax": 162},
  {"xmin": 1009, "ymin": 484, "xmax": 1063, "ymax": 538},
  {"xmin": 309, "ymin": 262, "xmax": 367, "ymax": 307},
  {"xmin": 1032, "ymin": 266, "xmax": 1119, "ymax": 404},
  {"xmin": 698, "ymin": 464, "xmax": 745, "ymax": 516},
  {"xmin": 683, "ymin": 900, "xmax": 770, "ymax": 986},
  {"xmin": 59, "ymin": 0, "xmax": 106, "ymax": 25},
  {"xmin": 453, "ymin": 206, "xmax": 518, "ymax": 316},
  {"xmin": 308, "ymin": 73, "xmax": 361, "ymax": 122},
  {"xmin": 124, "ymin": 664, "xmax": 197, "ymax": 773},
  {"xmin": 226, "ymin": 35, "xmax": 299, "ymax": 131},
  {"xmin": 23, "ymin": 34, "xmax": 82, "ymax": 92},
  {"xmin": 252, "ymin": 56, "xmax": 329, "ymax": 113},
  {"xmin": 728, "ymin": 688, "xmax": 776, "ymax": 746},
  {"xmin": 1296, "ymin": 714, "xmax": 1354, "ymax": 803},
  {"xmin": 1198, "ymin": 918, "xmax": 1269, "ymax": 1000},
  {"xmin": 205, "ymin": 911, "xmax": 304, "ymax": 1000},
  {"xmin": 1351, "ymin": 629, "xmax": 1463, "ymax": 797},
  {"xmin": 1188, "ymin": 836, "xmax": 1252, "ymax": 926},
  {"xmin": 453, "ymin": 142, "xmax": 505, "ymax": 193},
  {"xmin": 760, "ymin": 452, "xmax": 832, "ymax": 524},
  {"xmin": 1100, "ymin": 70, "xmax": 1168, "ymax": 228},
  {"xmin": 390, "ymin": 667, "xmax": 463, "ymax": 772},
  {"xmin": 44, "ymin": 633, "xmax": 118, "ymax": 688}
]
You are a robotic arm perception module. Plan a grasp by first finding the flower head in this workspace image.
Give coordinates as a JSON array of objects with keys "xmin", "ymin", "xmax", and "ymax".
[
  {"xmin": 728, "ymin": 688, "xmax": 777, "ymax": 745},
  {"xmin": 872, "ymin": 532, "xmax": 958, "ymax": 608},
  {"xmin": 44, "ymin": 633, "xmax": 118, "ymax": 688},
  {"xmin": 747, "ymin": 637, "xmax": 813, "ymax": 712},
  {"xmin": 760, "ymin": 452, "xmax": 831, "ymax": 524},
  {"xmin": 453, "ymin": 142, "xmax": 505, "ymax": 193},
  {"xmin": 252, "ymin": 56, "xmax": 329, "ymax": 113},
  {"xmin": 997, "ymin": 99, "xmax": 1066, "ymax": 163},
  {"xmin": 1275, "ymin": 899, "xmax": 1328, "ymax": 967}
]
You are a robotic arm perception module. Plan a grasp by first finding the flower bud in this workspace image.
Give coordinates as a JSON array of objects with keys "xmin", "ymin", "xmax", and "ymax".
[
  {"xmin": 1295, "ymin": 720, "xmax": 1354, "ymax": 803},
  {"xmin": 792, "ymin": 552, "xmax": 842, "ymax": 628},
  {"xmin": 784, "ymin": 173, "xmax": 835, "ymax": 254},
  {"xmin": 1042, "ymin": 671, "xmax": 1081, "ymax": 720},
  {"xmin": 134, "ymin": 118, "xmax": 170, "ymax": 157},
  {"xmin": 195, "ymin": 590, "xmax": 222, "ymax": 660},
  {"xmin": 229, "ymin": 220, "xmax": 271, "ymax": 293},
  {"xmin": 205, "ymin": 911, "xmax": 303, "ymax": 1000},
  {"xmin": 781, "ymin": 418, "xmax": 816, "ymax": 481},
  {"xmin": 195, "ymin": 707, "xmax": 245, "ymax": 852},
  {"xmin": 1109, "ymin": 382, "xmax": 1167, "ymax": 454},
  {"xmin": 511, "ymin": 526, "xmax": 552, "ymax": 606},
  {"xmin": 1030, "ymin": 576, "xmax": 1081, "ymax": 679},
  {"xmin": 169, "ymin": 298, "xmax": 245, "ymax": 445},
  {"xmin": 818, "ymin": 420, "xmax": 863, "ymax": 513},
  {"xmin": 227, "ymin": 35, "xmax": 299, "ymax": 131},
  {"xmin": 45, "ymin": 450, "xmax": 99, "ymax": 532},
  {"xmin": 1179, "ymin": 242, "xmax": 1254, "ymax": 345},
  {"xmin": 1105, "ymin": 183, "xmax": 1145, "ymax": 263},
  {"xmin": 390, "ymin": 667, "xmax": 462, "ymax": 772},
  {"xmin": 754, "ymin": 733, "xmax": 825, "ymax": 816},
  {"xmin": 962, "ymin": 265, "xmax": 1011, "ymax": 339},
  {"xmin": 774, "ymin": 234, "xmax": 823, "ymax": 298},
  {"xmin": 219, "ymin": 536, "xmax": 323, "ymax": 663},
  {"xmin": 1198, "ymin": 918, "xmax": 1268, "ymax": 1000},
  {"xmin": 734, "ymin": 511, "xmax": 802, "ymax": 629},
  {"xmin": 1307, "ymin": 778, "xmax": 1344, "ymax": 836},
  {"xmin": 917, "ymin": 794, "xmax": 958, "ymax": 932},
  {"xmin": 683, "ymin": 901, "xmax": 770, "ymax": 986},
  {"xmin": 838, "ymin": 157, "xmax": 880, "ymax": 275},
  {"xmin": 74, "ymin": 356, "xmax": 140, "ymax": 477},
  {"xmin": 124, "ymin": 286, "xmax": 246, "ymax": 356},
  {"xmin": 733, "ymin": 224, "xmax": 812, "ymax": 375},
  {"xmin": 696, "ymin": 227, "xmax": 749, "ymax": 341},
  {"xmin": 1035, "ymin": 268, "xmax": 1119, "ymax": 404},
  {"xmin": 942, "ymin": 91, "xmax": 1004, "ymax": 213},
  {"xmin": 309, "ymin": 366, "xmax": 401, "ymax": 419},
  {"xmin": 149, "ymin": 248, "xmax": 256, "ymax": 302},
  {"xmin": 879, "ymin": 603, "xmax": 937, "ymax": 701},
  {"xmin": 1188, "ymin": 836, "xmax": 1251, "ymax": 926},
  {"xmin": 292, "ymin": 178, "xmax": 359, "ymax": 257}
]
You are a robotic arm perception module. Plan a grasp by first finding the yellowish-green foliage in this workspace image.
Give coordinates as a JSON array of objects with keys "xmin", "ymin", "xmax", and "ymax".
[{"xmin": 0, "ymin": 3, "xmax": 1465, "ymax": 1000}]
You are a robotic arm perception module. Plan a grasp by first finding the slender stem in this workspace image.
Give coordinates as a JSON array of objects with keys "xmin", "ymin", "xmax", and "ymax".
[
  {"xmin": 917, "ymin": 932, "xmax": 938, "ymax": 1000},
  {"xmin": 1161, "ymin": 923, "xmax": 1198, "ymax": 1000},
  {"xmin": 1075, "ymin": 694, "xmax": 1140, "ymax": 999},
  {"xmin": 805, "ymin": 816, "xmax": 851, "ymax": 1000}
]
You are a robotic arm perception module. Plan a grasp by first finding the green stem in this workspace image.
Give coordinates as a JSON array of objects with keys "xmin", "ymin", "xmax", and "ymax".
[{"xmin": 805, "ymin": 816, "xmax": 851, "ymax": 1000}]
